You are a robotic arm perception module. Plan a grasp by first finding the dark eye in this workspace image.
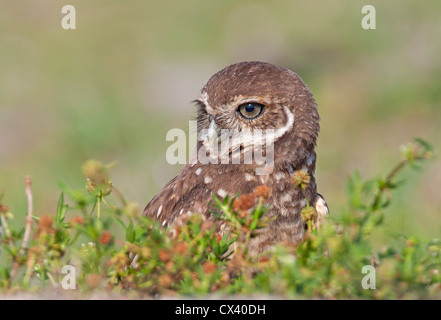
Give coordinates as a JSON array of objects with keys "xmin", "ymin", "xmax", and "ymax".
[{"xmin": 238, "ymin": 103, "xmax": 264, "ymax": 119}]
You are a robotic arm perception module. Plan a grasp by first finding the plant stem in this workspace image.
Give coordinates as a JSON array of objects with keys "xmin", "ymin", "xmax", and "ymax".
[
  {"xmin": 97, "ymin": 193, "xmax": 102, "ymax": 219},
  {"xmin": 21, "ymin": 176, "xmax": 33, "ymax": 253},
  {"xmin": 10, "ymin": 176, "xmax": 34, "ymax": 280},
  {"xmin": 112, "ymin": 186, "xmax": 127, "ymax": 206}
]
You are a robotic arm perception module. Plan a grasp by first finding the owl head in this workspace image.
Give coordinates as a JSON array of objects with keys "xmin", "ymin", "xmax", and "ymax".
[{"xmin": 194, "ymin": 61, "xmax": 320, "ymax": 171}]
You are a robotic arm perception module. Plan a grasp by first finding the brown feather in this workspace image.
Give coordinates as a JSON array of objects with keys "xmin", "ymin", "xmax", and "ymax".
[{"xmin": 143, "ymin": 61, "xmax": 326, "ymax": 255}]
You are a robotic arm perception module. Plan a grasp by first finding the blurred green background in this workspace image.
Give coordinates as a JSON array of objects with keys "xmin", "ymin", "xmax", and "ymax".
[{"xmin": 1, "ymin": 0, "xmax": 440, "ymax": 244}]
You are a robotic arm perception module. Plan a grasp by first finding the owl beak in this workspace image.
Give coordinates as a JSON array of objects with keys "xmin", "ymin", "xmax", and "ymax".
[{"xmin": 207, "ymin": 120, "xmax": 219, "ymax": 147}]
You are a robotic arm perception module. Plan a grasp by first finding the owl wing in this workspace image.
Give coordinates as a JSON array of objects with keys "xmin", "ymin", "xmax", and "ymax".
[
  {"xmin": 142, "ymin": 165, "xmax": 214, "ymax": 226},
  {"xmin": 314, "ymin": 193, "xmax": 329, "ymax": 229}
]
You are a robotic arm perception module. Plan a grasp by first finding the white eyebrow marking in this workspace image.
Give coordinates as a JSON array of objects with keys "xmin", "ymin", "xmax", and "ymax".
[
  {"xmin": 267, "ymin": 106, "xmax": 295, "ymax": 141},
  {"xmin": 228, "ymin": 106, "xmax": 295, "ymax": 152},
  {"xmin": 200, "ymin": 92, "xmax": 214, "ymax": 114}
]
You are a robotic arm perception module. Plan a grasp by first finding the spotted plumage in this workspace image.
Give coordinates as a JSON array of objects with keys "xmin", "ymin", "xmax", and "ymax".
[{"xmin": 143, "ymin": 61, "xmax": 328, "ymax": 255}]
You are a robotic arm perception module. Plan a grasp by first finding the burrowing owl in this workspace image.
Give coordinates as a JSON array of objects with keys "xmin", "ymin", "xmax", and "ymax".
[{"xmin": 143, "ymin": 61, "xmax": 328, "ymax": 254}]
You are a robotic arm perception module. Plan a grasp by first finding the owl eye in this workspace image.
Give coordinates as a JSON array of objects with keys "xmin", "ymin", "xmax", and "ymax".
[{"xmin": 238, "ymin": 103, "xmax": 264, "ymax": 119}]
